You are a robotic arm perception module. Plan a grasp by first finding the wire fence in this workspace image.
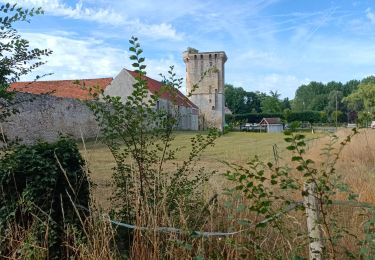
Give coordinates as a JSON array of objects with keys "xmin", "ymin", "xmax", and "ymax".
[{"xmin": 102, "ymin": 200, "xmax": 373, "ymax": 238}]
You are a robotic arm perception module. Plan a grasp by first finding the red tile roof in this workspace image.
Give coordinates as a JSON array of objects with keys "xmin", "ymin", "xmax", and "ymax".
[
  {"xmin": 9, "ymin": 70, "xmax": 198, "ymax": 109},
  {"xmin": 126, "ymin": 70, "xmax": 198, "ymax": 109},
  {"xmin": 9, "ymin": 78, "xmax": 113, "ymax": 100}
]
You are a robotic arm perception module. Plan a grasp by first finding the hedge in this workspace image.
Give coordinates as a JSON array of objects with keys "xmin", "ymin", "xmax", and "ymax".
[
  {"xmin": 226, "ymin": 111, "xmax": 347, "ymax": 124},
  {"xmin": 0, "ymin": 138, "xmax": 90, "ymax": 259}
]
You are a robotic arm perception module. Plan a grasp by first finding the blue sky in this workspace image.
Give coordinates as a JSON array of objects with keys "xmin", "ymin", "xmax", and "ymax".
[{"xmin": 5, "ymin": 0, "xmax": 375, "ymax": 98}]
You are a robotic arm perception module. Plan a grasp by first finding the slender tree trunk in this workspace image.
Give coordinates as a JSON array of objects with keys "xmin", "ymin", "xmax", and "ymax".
[{"xmin": 304, "ymin": 182, "xmax": 324, "ymax": 260}]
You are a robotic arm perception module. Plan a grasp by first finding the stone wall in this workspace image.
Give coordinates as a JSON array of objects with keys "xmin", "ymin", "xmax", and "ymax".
[
  {"xmin": 2, "ymin": 92, "xmax": 100, "ymax": 144},
  {"xmin": 2, "ymin": 90, "xmax": 197, "ymax": 145},
  {"xmin": 2, "ymin": 69, "xmax": 199, "ymax": 145}
]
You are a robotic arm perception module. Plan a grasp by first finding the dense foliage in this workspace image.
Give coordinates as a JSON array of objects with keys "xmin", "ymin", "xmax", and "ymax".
[
  {"xmin": 344, "ymin": 76, "xmax": 375, "ymax": 126},
  {"xmin": 225, "ymin": 110, "xmax": 348, "ymax": 125},
  {"xmin": 225, "ymin": 84, "xmax": 290, "ymax": 114},
  {"xmin": 0, "ymin": 138, "xmax": 90, "ymax": 259},
  {"xmin": 225, "ymin": 76, "xmax": 375, "ymax": 125}
]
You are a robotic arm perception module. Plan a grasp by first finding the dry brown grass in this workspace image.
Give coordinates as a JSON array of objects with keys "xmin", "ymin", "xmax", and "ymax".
[
  {"xmin": 305, "ymin": 129, "xmax": 375, "ymax": 203},
  {"xmin": 70, "ymin": 129, "xmax": 375, "ymax": 259},
  {"xmin": 1, "ymin": 204, "xmax": 118, "ymax": 260}
]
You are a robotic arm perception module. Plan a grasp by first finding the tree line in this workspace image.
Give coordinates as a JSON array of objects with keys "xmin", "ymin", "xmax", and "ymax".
[{"xmin": 225, "ymin": 76, "xmax": 375, "ymax": 125}]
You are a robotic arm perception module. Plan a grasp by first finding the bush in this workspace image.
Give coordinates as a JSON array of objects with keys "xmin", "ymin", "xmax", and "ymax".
[{"xmin": 0, "ymin": 137, "xmax": 90, "ymax": 259}]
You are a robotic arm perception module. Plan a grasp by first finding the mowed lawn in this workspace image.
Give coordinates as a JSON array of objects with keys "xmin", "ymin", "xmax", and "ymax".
[{"xmin": 80, "ymin": 131, "xmax": 321, "ymax": 207}]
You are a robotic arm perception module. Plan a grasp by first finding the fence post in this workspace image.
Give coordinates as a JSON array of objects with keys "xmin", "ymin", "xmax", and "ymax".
[{"xmin": 304, "ymin": 182, "xmax": 324, "ymax": 260}]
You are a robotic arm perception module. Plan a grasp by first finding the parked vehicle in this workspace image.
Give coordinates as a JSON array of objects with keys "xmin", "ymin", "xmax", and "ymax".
[{"xmin": 371, "ymin": 121, "xmax": 375, "ymax": 129}]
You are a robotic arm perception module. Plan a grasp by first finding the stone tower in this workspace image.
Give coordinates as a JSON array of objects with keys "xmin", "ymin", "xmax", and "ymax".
[{"xmin": 183, "ymin": 49, "xmax": 227, "ymax": 131}]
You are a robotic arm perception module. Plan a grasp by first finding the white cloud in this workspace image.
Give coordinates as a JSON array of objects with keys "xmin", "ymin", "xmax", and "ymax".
[
  {"xmin": 19, "ymin": 32, "xmax": 129, "ymax": 80},
  {"xmin": 136, "ymin": 22, "xmax": 184, "ymax": 41},
  {"xmin": 366, "ymin": 8, "xmax": 375, "ymax": 24},
  {"xmin": 19, "ymin": 32, "xmax": 183, "ymax": 85},
  {"xmin": 5, "ymin": 0, "xmax": 124, "ymax": 25},
  {"xmin": 4, "ymin": 0, "xmax": 183, "ymax": 40},
  {"xmin": 127, "ymin": 20, "xmax": 184, "ymax": 41}
]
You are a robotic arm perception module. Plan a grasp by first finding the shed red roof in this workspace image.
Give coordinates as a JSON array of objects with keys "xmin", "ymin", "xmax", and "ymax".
[
  {"xmin": 126, "ymin": 70, "xmax": 198, "ymax": 109},
  {"xmin": 259, "ymin": 117, "xmax": 282, "ymax": 125},
  {"xmin": 9, "ymin": 78, "xmax": 113, "ymax": 100}
]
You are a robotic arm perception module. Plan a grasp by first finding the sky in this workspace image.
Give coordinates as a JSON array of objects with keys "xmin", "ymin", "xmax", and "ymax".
[{"xmin": 4, "ymin": 0, "xmax": 375, "ymax": 99}]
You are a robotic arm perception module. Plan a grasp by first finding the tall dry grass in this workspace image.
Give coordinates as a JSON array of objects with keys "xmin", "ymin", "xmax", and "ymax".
[
  {"xmin": 98, "ymin": 129, "xmax": 374, "ymax": 259},
  {"xmin": 306, "ymin": 129, "xmax": 375, "ymax": 202},
  {"xmin": 0, "ymin": 201, "xmax": 118, "ymax": 260},
  {"xmin": 3, "ymin": 129, "xmax": 373, "ymax": 259}
]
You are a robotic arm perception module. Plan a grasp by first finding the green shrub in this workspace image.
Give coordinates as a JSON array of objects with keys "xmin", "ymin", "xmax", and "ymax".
[{"xmin": 0, "ymin": 137, "xmax": 90, "ymax": 259}]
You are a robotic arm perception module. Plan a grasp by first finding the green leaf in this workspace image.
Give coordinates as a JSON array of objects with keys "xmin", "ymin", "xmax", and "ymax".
[{"xmin": 296, "ymin": 165, "xmax": 305, "ymax": 172}]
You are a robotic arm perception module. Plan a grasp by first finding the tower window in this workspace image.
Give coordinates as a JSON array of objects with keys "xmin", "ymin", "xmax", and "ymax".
[
  {"xmin": 209, "ymin": 99, "xmax": 211, "ymax": 103},
  {"xmin": 212, "ymin": 106, "xmax": 215, "ymax": 110}
]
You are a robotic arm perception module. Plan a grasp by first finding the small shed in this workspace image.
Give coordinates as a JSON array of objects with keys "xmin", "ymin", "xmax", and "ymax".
[{"xmin": 259, "ymin": 117, "xmax": 283, "ymax": 133}]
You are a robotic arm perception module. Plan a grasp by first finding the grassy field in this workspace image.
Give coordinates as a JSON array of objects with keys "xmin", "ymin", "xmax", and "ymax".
[
  {"xmin": 81, "ymin": 131, "xmax": 321, "ymax": 208},
  {"xmin": 81, "ymin": 129, "xmax": 375, "ymax": 207},
  {"xmin": 73, "ymin": 129, "xmax": 375, "ymax": 258}
]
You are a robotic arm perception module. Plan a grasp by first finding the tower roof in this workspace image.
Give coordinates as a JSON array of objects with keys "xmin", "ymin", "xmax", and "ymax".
[{"xmin": 183, "ymin": 50, "xmax": 227, "ymax": 63}]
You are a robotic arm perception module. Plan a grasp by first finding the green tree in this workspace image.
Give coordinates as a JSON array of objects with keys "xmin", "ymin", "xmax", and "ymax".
[
  {"xmin": 342, "ymin": 79, "xmax": 360, "ymax": 96},
  {"xmin": 0, "ymin": 3, "xmax": 51, "ymax": 128},
  {"xmin": 0, "ymin": 3, "xmax": 51, "ymax": 89},
  {"xmin": 260, "ymin": 90, "xmax": 283, "ymax": 113},
  {"xmin": 224, "ymin": 84, "xmax": 262, "ymax": 113},
  {"xmin": 293, "ymin": 81, "xmax": 325, "ymax": 111},
  {"xmin": 344, "ymin": 76, "xmax": 375, "ymax": 125},
  {"xmin": 224, "ymin": 84, "xmax": 248, "ymax": 114},
  {"xmin": 281, "ymin": 97, "xmax": 291, "ymax": 111}
]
